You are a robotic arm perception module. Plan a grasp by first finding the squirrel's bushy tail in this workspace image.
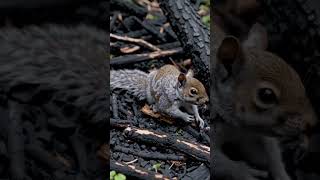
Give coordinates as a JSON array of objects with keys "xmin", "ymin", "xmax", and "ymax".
[{"xmin": 110, "ymin": 69, "xmax": 148, "ymax": 100}]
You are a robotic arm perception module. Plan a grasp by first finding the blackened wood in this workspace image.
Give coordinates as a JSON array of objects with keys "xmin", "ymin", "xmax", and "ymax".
[
  {"xmin": 110, "ymin": 118, "xmax": 131, "ymax": 129},
  {"xmin": 130, "ymin": 17, "xmax": 167, "ymax": 42},
  {"xmin": 25, "ymin": 142, "xmax": 68, "ymax": 171},
  {"xmin": 110, "ymin": 0, "xmax": 147, "ymax": 18},
  {"xmin": 69, "ymin": 132, "xmax": 88, "ymax": 176},
  {"xmin": 110, "ymin": 47, "xmax": 183, "ymax": 65},
  {"xmin": 8, "ymin": 101, "xmax": 25, "ymax": 180},
  {"xmin": 124, "ymin": 127, "xmax": 210, "ymax": 164},
  {"xmin": 123, "ymin": 29, "xmax": 149, "ymax": 38},
  {"xmin": 113, "ymin": 146, "xmax": 185, "ymax": 161},
  {"xmin": 110, "ymin": 160, "xmax": 170, "ymax": 180},
  {"xmin": 158, "ymin": 0, "xmax": 210, "ymax": 87}
]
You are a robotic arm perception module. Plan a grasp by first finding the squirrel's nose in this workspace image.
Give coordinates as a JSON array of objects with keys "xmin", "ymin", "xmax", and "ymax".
[
  {"xmin": 205, "ymin": 97, "xmax": 209, "ymax": 104},
  {"xmin": 199, "ymin": 97, "xmax": 209, "ymax": 106}
]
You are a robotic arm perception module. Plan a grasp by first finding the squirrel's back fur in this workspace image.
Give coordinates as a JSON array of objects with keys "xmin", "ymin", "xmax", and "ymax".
[{"xmin": 110, "ymin": 69, "xmax": 148, "ymax": 100}]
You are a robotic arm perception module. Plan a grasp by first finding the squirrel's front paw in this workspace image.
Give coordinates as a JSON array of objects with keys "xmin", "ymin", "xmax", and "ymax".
[
  {"xmin": 183, "ymin": 114, "xmax": 195, "ymax": 123},
  {"xmin": 195, "ymin": 117, "xmax": 205, "ymax": 129}
]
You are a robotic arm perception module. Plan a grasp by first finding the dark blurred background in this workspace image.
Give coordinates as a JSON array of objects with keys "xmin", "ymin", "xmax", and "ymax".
[{"xmin": 0, "ymin": 0, "xmax": 108, "ymax": 29}]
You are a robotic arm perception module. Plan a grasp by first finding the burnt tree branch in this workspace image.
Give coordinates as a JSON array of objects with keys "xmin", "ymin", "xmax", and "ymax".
[
  {"xmin": 110, "ymin": 160, "xmax": 170, "ymax": 180},
  {"xmin": 124, "ymin": 127, "xmax": 210, "ymax": 164},
  {"xmin": 113, "ymin": 146, "xmax": 185, "ymax": 161},
  {"xmin": 158, "ymin": 0, "xmax": 210, "ymax": 87}
]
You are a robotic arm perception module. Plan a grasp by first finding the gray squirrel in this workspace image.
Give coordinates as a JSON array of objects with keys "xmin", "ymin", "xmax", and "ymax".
[
  {"xmin": 111, "ymin": 64, "xmax": 209, "ymax": 128},
  {"xmin": 212, "ymin": 21, "xmax": 317, "ymax": 180}
]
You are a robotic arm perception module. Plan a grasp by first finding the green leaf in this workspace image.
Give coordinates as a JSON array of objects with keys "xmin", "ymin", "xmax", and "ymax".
[
  {"xmin": 146, "ymin": 14, "xmax": 158, "ymax": 20},
  {"xmin": 152, "ymin": 163, "xmax": 161, "ymax": 170},
  {"xmin": 203, "ymin": 0, "xmax": 210, "ymax": 6},
  {"xmin": 199, "ymin": 5, "xmax": 209, "ymax": 12},
  {"xmin": 114, "ymin": 173, "xmax": 126, "ymax": 180},
  {"xmin": 201, "ymin": 15, "xmax": 210, "ymax": 26},
  {"xmin": 110, "ymin": 170, "xmax": 116, "ymax": 180}
]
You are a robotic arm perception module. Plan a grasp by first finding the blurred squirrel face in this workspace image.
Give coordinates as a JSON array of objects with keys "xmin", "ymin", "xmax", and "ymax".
[
  {"xmin": 177, "ymin": 71, "xmax": 209, "ymax": 105},
  {"xmin": 216, "ymin": 35, "xmax": 317, "ymax": 146},
  {"xmin": 234, "ymin": 50, "xmax": 317, "ymax": 140}
]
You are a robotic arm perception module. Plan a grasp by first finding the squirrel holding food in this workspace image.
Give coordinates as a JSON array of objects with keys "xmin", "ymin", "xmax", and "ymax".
[{"xmin": 111, "ymin": 64, "xmax": 209, "ymax": 128}]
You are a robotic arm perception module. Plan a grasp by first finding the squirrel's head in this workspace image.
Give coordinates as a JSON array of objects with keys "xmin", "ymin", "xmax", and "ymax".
[
  {"xmin": 214, "ymin": 23, "xmax": 317, "ymax": 145},
  {"xmin": 177, "ymin": 69, "xmax": 209, "ymax": 105}
]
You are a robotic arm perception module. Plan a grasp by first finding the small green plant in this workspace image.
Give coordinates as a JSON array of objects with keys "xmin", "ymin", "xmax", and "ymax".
[
  {"xmin": 146, "ymin": 13, "xmax": 158, "ymax": 20},
  {"xmin": 110, "ymin": 170, "xmax": 126, "ymax": 180},
  {"xmin": 176, "ymin": 128, "xmax": 183, "ymax": 135},
  {"xmin": 199, "ymin": 4, "xmax": 209, "ymax": 12},
  {"xmin": 203, "ymin": 0, "xmax": 210, "ymax": 6},
  {"xmin": 199, "ymin": 1, "xmax": 210, "ymax": 27},
  {"xmin": 149, "ymin": 162, "xmax": 162, "ymax": 173},
  {"xmin": 201, "ymin": 15, "xmax": 210, "ymax": 27}
]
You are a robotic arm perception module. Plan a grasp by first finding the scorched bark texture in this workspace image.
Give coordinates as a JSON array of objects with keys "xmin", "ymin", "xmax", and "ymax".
[{"xmin": 158, "ymin": 0, "xmax": 210, "ymax": 87}]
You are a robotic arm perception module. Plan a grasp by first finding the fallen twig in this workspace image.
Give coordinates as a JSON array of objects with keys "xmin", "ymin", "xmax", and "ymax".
[
  {"xmin": 120, "ymin": 46, "xmax": 140, "ymax": 53},
  {"xmin": 111, "ymin": 33, "xmax": 161, "ymax": 51},
  {"xmin": 110, "ymin": 47, "xmax": 183, "ymax": 65},
  {"xmin": 110, "ymin": 118, "xmax": 131, "ymax": 128}
]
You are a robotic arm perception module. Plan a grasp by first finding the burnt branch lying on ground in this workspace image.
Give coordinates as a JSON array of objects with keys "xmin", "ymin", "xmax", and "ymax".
[
  {"xmin": 113, "ymin": 146, "xmax": 186, "ymax": 161},
  {"xmin": 124, "ymin": 127, "xmax": 210, "ymax": 164},
  {"xmin": 111, "ymin": 160, "xmax": 171, "ymax": 180}
]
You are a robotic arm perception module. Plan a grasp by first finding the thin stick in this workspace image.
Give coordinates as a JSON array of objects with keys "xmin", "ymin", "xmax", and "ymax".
[
  {"xmin": 124, "ymin": 158, "xmax": 138, "ymax": 165},
  {"xmin": 111, "ymin": 47, "xmax": 183, "ymax": 65},
  {"xmin": 110, "ymin": 33, "xmax": 161, "ymax": 51}
]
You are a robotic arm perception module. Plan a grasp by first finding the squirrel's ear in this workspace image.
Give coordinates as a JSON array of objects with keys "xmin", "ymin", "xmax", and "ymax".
[
  {"xmin": 186, "ymin": 69, "xmax": 194, "ymax": 77},
  {"xmin": 178, "ymin": 73, "xmax": 186, "ymax": 87},
  {"xmin": 217, "ymin": 36, "xmax": 241, "ymax": 65},
  {"xmin": 242, "ymin": 23, "xmax": 268, "ymax": 50}
]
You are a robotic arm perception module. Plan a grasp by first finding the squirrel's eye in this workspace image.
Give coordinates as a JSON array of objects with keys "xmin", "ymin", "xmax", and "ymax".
[
  {"xmin": 190, "ymin": 88, "xmax": 198, "ymax": 96},
  {"xmin": 256, "ymin": 88, "xmax": 277, "ymax": 106}
]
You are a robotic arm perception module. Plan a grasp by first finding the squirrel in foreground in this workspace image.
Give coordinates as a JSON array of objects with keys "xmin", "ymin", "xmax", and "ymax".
[
  {"xmin": 111, "ymin": 65, "xmax": 209, "ymax": 128},
  {"xmin": 212, "ymin": 21, "xmax": 317, "ymax": 180}
]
